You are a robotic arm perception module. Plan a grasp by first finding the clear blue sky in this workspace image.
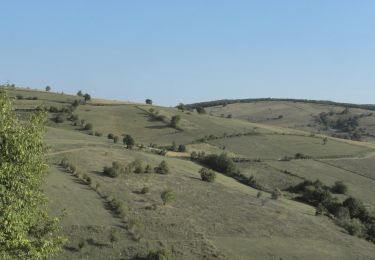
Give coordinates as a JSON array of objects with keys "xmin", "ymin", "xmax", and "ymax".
[{"xmin": 1, "ymin": 1, "xmax": 374, "ymax": 106}]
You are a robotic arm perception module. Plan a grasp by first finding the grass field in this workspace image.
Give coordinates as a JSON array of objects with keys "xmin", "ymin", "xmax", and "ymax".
[
  {"xmin": 206, "ymin": 134, "xmax": 371, "ymax": 159},
  {"xmin": 3, "ymin": 88, "xmax": 375, "ymax": 259},
  {"xmin": 205, "ymin": 101, "xmax": 375, "ymax": 143}
]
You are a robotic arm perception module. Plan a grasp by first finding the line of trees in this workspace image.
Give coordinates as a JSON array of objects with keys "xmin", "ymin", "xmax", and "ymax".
[{"xmin": 183, "ymin": 98, "xmax": 375, "ymax": 111}]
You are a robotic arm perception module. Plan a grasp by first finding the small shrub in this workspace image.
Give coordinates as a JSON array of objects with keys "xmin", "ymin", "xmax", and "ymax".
[
  {"xmin": 67, "ymin": 164, "xmax": 76, "ymax": 174},
  {"xmin": 271, "ymin": 189, "xmax": 282, "ymax": 200},
  {"xmin": 155, "ymin": 160, "xmax": 169, "ymax": 174},
  {"xmin": 256, "ymin": 191, "xmax": 262, "ymax": 199},
  {"xmin": 49, "ymin": 106, "xmax": 59, "ymax": 113},
  {"xmin": 315, "ymin": 203, "xmax": 328, "ymax": 216},
  {"xmin": 94, "ymin": 131, "xmax": 102, "ymax": 137},
  {"xmin": 68, "ymin": 114, "xmax": 79, "ymax": 121},
  {"xmin": 54, "ymin": 114, "xmax": 65, "ymax": 123},
  {"xmin": 161, "ymin": 189, "xmax": 175, "ymax": 205},
  {"xmin": 109, "ymin": 198, "xmax": 125, "ymax": 217},
  {"xmin": 141, "ymin": 187, "xmax": 150, "ymax": 194},
  {"xmin": 146, "ymin": 249, "xmax": 172, "ymax": 260},
  {"xmin": 134, "ymin": 164, "xmax": 144, "ymax": 174},
  {"xmin": 178, "ymin": 144, "xmax": 187, "ymax": 152},
  {"xmin": 60, "ymin": 158, "xmax": 69, "ymax": 168},
  {"xmin": 113, "ymin": 136, "xmax": 119, "ymax": 143},
  {"xmin": 109, "ymin": 228, "xmax": 119, "ymax": 244},
  {"xmin": 170, "ymin": 115, "xmax": 181, "ymax": 129},
  {"xmin": 84, "ymin": 123, "xmax": 93, "ymax": 130},
  {"xmin": 144, "ymin": 164, "xmax": 152, "ymax": 173},
  {"xmin": 331, "ymin": 181, "xmax": 348, "ymax": 194},
  {"xmin": 78, "ymin": 239, "xmax": 86, "ymax": 250},
  {"xmin": 107, "ymin": 133, "xmax": 114, "ymax": 139},
  {"xmin": 86, "ymin": 176, "xmax": 92, "ymax": 185},
  {"xmin": 103, "ymin": 161, "xmax": 124, "ymax": 178},
  {"xmin": 199, "ymin": 168, "xmax": 216, "ymax": 182},
  {"xmin": 123, "ymin": 134, "xmax": 135, "ymax": 149}
]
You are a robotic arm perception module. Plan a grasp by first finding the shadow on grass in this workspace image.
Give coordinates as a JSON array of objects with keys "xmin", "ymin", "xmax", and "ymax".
[
  {"xmin": 185, "ymin": 176, "xmax": 201, "ymax": 181},
  {"xmin": 145, "ymin": 125, "xmax": 169, "ymax": 129},
  {"xmin": 63, "ymin": 245, "xmax": 79, "ymax": 252},
  {"xmin": 91, "ymin": 170, "xmax": 106, "ymax": 177},
  {"xmin": 86, "ymin": 238, "xmax": 111, "ymax": 248}
]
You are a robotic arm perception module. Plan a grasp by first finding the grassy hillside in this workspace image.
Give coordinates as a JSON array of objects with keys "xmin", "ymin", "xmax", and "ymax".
[
  {"xmin": 204, "ymin": 101, "xmax": 375, "ymax": 143},
  {"xmin": 3, "ymin": 87, "xmax": 375, "ymax": 259}
]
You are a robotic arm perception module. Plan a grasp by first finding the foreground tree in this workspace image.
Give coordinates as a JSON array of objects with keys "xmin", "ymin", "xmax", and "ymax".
[{"xmin": 0, "ymin": 93, "xmax": 65, "ymax": 259}]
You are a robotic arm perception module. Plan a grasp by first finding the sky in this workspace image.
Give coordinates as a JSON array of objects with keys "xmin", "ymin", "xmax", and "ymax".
[{"xmin": 0, "ymin": 1, "xmax": 374, "ymax": 106}]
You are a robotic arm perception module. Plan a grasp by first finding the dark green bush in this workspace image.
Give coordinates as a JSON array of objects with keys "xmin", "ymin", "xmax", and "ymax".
[
  {"xmin": 141, "ymin": 187, "xmax": 150, "ymax": 194},
  {"xmin": 161, "ymin": 189, "xmax": 175, "ymax": 205},
  {"xmin": 123, "ymin": 134, "xmax": 135, "ymax": 149},
  {"xmin": 170, "ymin": 115, "xmax": 181, "ymax": 129},
  {"xmin": 200, "ymin": 153, "xmax": 236, "ymax": 175},
  {"xmin": 146, "ymin": 248, "xmax": 172, "ymax": 260},
  {"xmin": 155, "ymin": 160, "xmax": 169, "ymax": 174},
  {"xmin": 54, "ymin": 114, "xmax": 65, "ymax": 123},
  {"xmin": 331, "ymin": 181, "xmax": 348, "ymax": 194},
  {"xmin": 103, "ymin": 161, "xmax": 125, "ymax": 178},
  {"xmin": 343, "ymin": 197, "xmax": 367, "ymax": 220},
  {"xmin": 199, "ymin": 168, "xmax": 216, "ymax": 182},
  {"xmin": 84, "ymin": 123, "xmax": 93, "ymax": 130},
  {"xmin": 94, "ymin": 131, "xmax": 102, "ymax": 137},
  {"xmin": 178, "ymin": 144, "xmax": 187, "ymax": 152}
]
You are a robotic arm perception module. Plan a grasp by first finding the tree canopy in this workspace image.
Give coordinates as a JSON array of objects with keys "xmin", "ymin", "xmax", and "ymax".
[{"xmin": 0, "ymin": 92, "xmax": 65, "ymax": 259}]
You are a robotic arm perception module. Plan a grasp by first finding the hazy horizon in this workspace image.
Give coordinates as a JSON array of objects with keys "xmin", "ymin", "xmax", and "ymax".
[{"xmin": 1, "ymin": 1, "xmax": 374, "ymax": 106}]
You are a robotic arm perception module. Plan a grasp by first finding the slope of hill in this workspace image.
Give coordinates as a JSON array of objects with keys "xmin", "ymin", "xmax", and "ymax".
[
  {"xmin": 2, "ymin": 87, "xmax": 375, "ymax": 259},
  {"xmin": 201, "ymin": 100, "xmax": 375, "ymax": 143}
]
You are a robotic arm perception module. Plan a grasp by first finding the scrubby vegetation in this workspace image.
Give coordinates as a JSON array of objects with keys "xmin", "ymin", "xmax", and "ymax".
[
  {"xmin": 155, "ymin": 160, "xmax": 170, "ymax": 174},
  {"xmin": 199, "ymin": 168, "xmax": 216, "ymax": 182},
  {"xmin": 103, "ymin": 161, "xmax": 126, "ymax": 178},
  {"xmin": 3, "ymin": 86, "xmax": 375, "ymax": 258},
  {"xmin": 287, "ymin": 180, "xmax": 375, "ymax": 242},
  {"xmin": 123, "ymin": 134, "xmax": 135, "ymax": 149},
  {"xmin": 161, "ymin": 190, "xmax": 175, "ymax": 205}
]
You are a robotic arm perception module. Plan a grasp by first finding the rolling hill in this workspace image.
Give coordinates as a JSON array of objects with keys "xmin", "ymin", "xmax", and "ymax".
[{"xmin": 2, "ymin": 86, "xmax": 375, "ymax": 259}]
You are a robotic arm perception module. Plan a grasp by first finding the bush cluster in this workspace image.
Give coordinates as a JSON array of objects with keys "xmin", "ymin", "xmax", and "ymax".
[
  {"xmin": 103, "ymin": 160, "xmax": 158, "ymax": 177},
  {"xmin": 288, "ymin": 179, "xmax": 375, "ymax": 242}
]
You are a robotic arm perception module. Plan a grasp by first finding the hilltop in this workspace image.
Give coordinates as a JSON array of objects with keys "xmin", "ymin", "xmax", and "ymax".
[{"xmin": 2, "ymin": 86, "xmax": 375, "ymax": 259}]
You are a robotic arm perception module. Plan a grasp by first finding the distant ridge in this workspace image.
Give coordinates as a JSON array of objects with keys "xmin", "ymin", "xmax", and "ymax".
[{"xmin": 184, "ymin": 98, "xmax": 375, "ymax": 111}]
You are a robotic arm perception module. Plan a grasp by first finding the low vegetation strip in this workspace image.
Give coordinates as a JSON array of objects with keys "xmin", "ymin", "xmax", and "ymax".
[{"xmin": 185, "ymin": 98, "xmax": 375, "ymax": 111}]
